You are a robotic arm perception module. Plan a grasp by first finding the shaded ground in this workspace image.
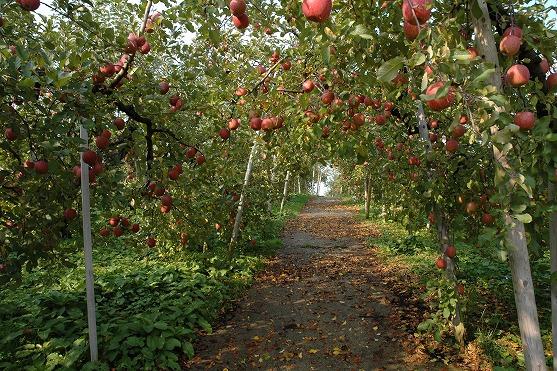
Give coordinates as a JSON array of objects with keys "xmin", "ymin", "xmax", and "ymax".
[{"xmin": 185, "ymin": 197, "xmax": 447, "ymax": 370}]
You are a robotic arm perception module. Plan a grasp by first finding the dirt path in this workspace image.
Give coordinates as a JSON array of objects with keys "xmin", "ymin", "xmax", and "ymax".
[{"xmin": 185, "ymin": 197, "xmax": 426, "ymax": 370}]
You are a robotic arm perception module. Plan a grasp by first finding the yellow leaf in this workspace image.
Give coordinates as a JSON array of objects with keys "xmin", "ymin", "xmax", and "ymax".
[
  {"xmin": 332, "ymin": 346, "xmax": 342, "ymax": 356},
  {"xmin": 309, "ymin": 349, "xmax": 319, "ymax": 354},
  {"xmin": 253, "ymin": 336, "xmax": 261, "ymax": 341}
]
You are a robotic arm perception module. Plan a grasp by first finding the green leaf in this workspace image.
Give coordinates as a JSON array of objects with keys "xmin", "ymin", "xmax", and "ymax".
[
  {"xmin": 164, "ymin": 338, "xmax": 181, "ymax": 350},
  {"xmin": 322, "ymin": 45, "xmax": 330, "ymax": 65},
  {"xmin": 514, "ymin": 213, "xmax": 532, "ymax": 223},
  {"xmin": 377, "ymin": 57, "xmax": 405, "ymax": 83},
  {"xmin": 182, "ymin": 342, "xmax": 195, "ymax": 358},
  {"xmin": 408, "ymin": 52, "xmax": 426, "ymax": 67},
  {"xmin": 351, "ymin": 24, "xmax": 374, "ymax": 39},
  {"xmin": 471, "ymin": 68, "xmax": 496, "ymax": 86}
]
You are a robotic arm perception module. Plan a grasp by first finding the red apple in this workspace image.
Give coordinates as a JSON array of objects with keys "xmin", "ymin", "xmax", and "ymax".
[
  {"xmin": 302, "ymin": 79, "xmax": 315, "ymax": 93},
  {"xmin": 467, "ymin": 47, "xmax": 478, "ymax": 59},
  {"xmin": 161, "ymin": 194, "xmax": 173, "ymax": 206},
  {"xmin": 506, "ymin": 64, "xmax": 530, "ymax": 87},
  {"xmin": 514, "ymin": 111, "xmax": 535, "ymax": 130},
  {"xmin": 101, "ymin": 129, "xmax": 112, "ymax": 139},
  {"xmin": 403, "ymin": 21, "xmax": 420, "ymax": 40},
  {"xmin": 160, "ymin": 205, "xmax": 171, "ymax": 214},
  {"xmin": 499, "ymin": 35, "xmax": 521, "ymax": 57},
  {"xmin": 186, "ymin": 147, "xmax": 197, "ymax": 158},
  {"xmin": 131, "ymin": 223, "xmax": 140, "ymax": 233},
  {"xmin": 114, "ymin": 117, "xmax": 125, "ymax": 130},
  {"xmin": 232, "ymin": 13, "xmax": 249, "ymax": 29},
  {"xmin": 159, "ymin": 81, "xmax": 170, "ymax": 94},
  {"xmin": 302, "ymin": 0, "xmax": 332, "ymax": 23},
  {"xmin": 250, "ymin": 117, "xmax": 262, "ymax": 130},
  {"xmin": 34, "ymin": 160, "xmax": 48, "ymax": 174},
  {"xmin": 451, "ymin": 125, "xmax": 466, "ymax": 138},
  {"xmin": 64, "ymin": 208, "xmax": 78, "ymax": 220},
  {"xmin": 436, "ymin": 257, "xmax": 447, "ymax": 269},
  {"xmin": 235, "ymin": 87, "xmax": 248, "ymax": 96},
  {"xmin": 4, "ymin": 128, "xmax": 16, "ymax": 141},
  {"xmin": 146, "ymin": 237, "xmax": 156, "ymax": 247},
  {"xmin": 219, "ymin": 128, "xmax": 230, "ymax": 139},
  {"xmin": 229, "ymin": 0, "xmax": 246, "ymax": 16},
  {"xmin": 95, "ymin": 135, "xmax": 109, "ymax": 150},
  {"xmin": 99, "ymin": 228, "xmax": 110, "ymax": 237},
  {"xmin": 282, "ymin": 60, "xmax": 292, "ymax": 70},
  {"xmin": 481, "ymin": 213, "xmax": 494, "ymax": 225},
  {"xmin": 228, "ymin": 118, "xmax": 240, "ymax": 130},
  {"xmin": 109, "ymin": 217, "xmax": 119, "ymax": 227},
  {"xmin": 402, "ymin": 0, "xmax": 432, "ymax": 25},
  {"xmin": 321, "ymin": 90, "xmax": 335, "ymax": 105},
  {"xmin": 503, "ymin": 25, "xmax": 522, "ymax": 38},
  {"xmin": 540, "ymin": 58, "xmax": 550, "ymax": 74},
  {"xmin": 261, "ymin": 118, "xmax": 274, "ymax": 131},
  {"xmin": 425, "ymin": 81, "xmax": 455, "ymax": 111},
  {"xmin": 445, "ymin": 245, "xmax": 456, "ymax": 258},
  {"xmin": 82, "ymin": 150, "xmax": 97, "ymax": 166},
  {"xmin": 113, "ymin": 227, "xmax": 123, "ymax": 237},
  {"xmin": 547, "ymin": 73, "xmax": 557, "ymax": 90},
  {"xmin": 196, "ymin": 153, "xmax": 205, "ymax": 165},
  {"xmin": 17, "ymin": 0, "xmax": 40, "ymax": 11},
  {"xmin": 446, "ymin": 139, "xmax": 459, "ymax": 153}
]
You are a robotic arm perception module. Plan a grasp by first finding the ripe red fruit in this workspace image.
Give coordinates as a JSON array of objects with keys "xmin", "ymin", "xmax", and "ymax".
[
  {"xmin": 101, "ymin": 129, "xmax": 112, "ymax": 139},
  {"xmin": 72, "ymin": 165, "xmax": 81, "ymax": 178},
  {"xmin": 384, "ymin": 101, "xmax": 394, "ymax": 111},
  {"xmin": 499, "ymin": 35, "xmax": 521, "ymax": 57},
  {"xmin": 232, "ymin": 13, "xmax": 249, "ymax": 29},
  {"xmin": 402, "ymin": 0, "xmax": 432, "ymax": 25},
  {"xmin": 547, "ymin": 73, "xmax": 557, "ymax": 90},
  {"xmin": 24, "ymin": 160, "xmax": 35, "ymax": 169},
  {"xmin": 446, "ymin": 139, "xmax": 459, "ymax": 153},
  {"xmin": 302, "ymin": 79, "xmax": 315, "ymax": 93},
  {"xmin": 459, "ymin": 114, "xmax": 468, "ymax": 124},
  {"xmin": 375, "ymin": 114, "xmax": 386, "ymax": 125},
  {"xmin": 219, "ymin": 128, "xmax": 231, "ymax": 140},
  {"xmin": 256, "ymin": 65, "xmax": 267, "ymax": 74},
  {"xmin": 4, "ymin": 128, "xmax": 16, "ymax": 141},
  {"xmin": 229, "ymin": 0, "xmax": 246, "ymax": 15},
  {"xmin": 445, "ymin": 245, "xmax": 457, "ymax": 258},
  {"xmin": 282, "ymin": 60, "xmax": 292, "ymax": 70},
  {"xmin": 425, "ymin": 81, "xmax": 455, "ymax": 111},
  {"xmin": 34, "ymin": 160, "xmax": 48, "ymax": 174},
  {"xmin": 250, "ymin": 117, "xmax": 262, "ymax": 131},
  {"xmin": 114, "ymin": 117, "xmax": 125, "ymax": 130},
  {"xmin": 139, "ymin": 42, "xmax": 151, "ymax": 54},
  {"xmin": 109, "ymin": 217, "xmax": 119, "ymax": 227},
  {"xmin": 93, "ymin": 162, "xmax": 104, "ymax": 175},
  {"xmin": 436, "ymin": 257, "xmax": 447, "ymax": 270},
  {"xmin": 467, "ymin": 47, "xmax": 479, "ymax": 59},
  {"xmin": 228, "ymin": 118, "xmax": 240, "ymax": 130},
  {"xmin": 235, "ymin": 87, "xmax": 248, "ymax": 96},
  {"xmin": 169, "ymin": 95, "xmax": 180, "ymax": 106},
  {"xmin": 451, "ymin": 125, "xmax": 466, "ymax": 138},
  {"xmin": 161, "ymin": 194, "xmax": 173, "ymax": 207},
  {"xmin": 429, "ymin": 119, "xmax": 439, "ymax": 129},
  {"xmin": 95, "ymin": 135, "xmax": 109, "ymax": 150},
  {"xmin": 82, "ymin": 150, "xmax": 97, "ymax": 166},
  {"xmin": 261, "ymin": 118, "xmax": 274, "ymax": 131},
  {"xmin": 353, "ymin": 113, "xmax": 366, "ymax": 127},
  {"xmin": 540, "ymin": 58, "xmax": 550, "ymax": 74},
  {"xmin": 146, "ymin": 237, "xmax": 156, "ymax": 247},
  {"xmin": 131, "ymin": 223, "xmax": 140, "ymax": 233},
  {"xmin": 456, "ymin": 284, "xmax": 465, "ymax": 296},
  {"xmin": 403, "ymin": 21, "xmax": 420, "ymax": 41},
  {"xmin": 429, "ymin": 132, "xmax": 438, "ymax": 142},
  {"xmin": 113, "ymin": 227, "xmax": 123, "ymax": 237},
  {"xmin": 99, "ymin": 64, "xmax": 115, "ymax": 76},
  {"xmin": 321, "ymin": 126, "xmax": 330, "ymax": 138},
  {"xmin": 408, "ymin": 156, "xmax": 420, "ymax": 166},
  {"xmin": 64, "ymin": 208, "xmax": 78, "ymax": 220},
  {"xmin": 506, "ymin": 64, "xmax": 530, "ymax": 87},
  {"xmin": 503, "ymin": 25, "xmax": 522, "ymax": 38},
  {"xmin": 196, "ymin": 153, "xmax": 205, "ymax": 165},
  {"xmin": 186, "ymin": 147, "xmax": 197, "ymax": 158},
  {"xmin": 99, "ymin": 228, "xmax": 110, "ymax": 237},
  {"xmin": 466, "ymin": 201, "xmax": 478, "ymax": 214},
  {"xmin": 302, "ymin": 0, "xmax": 332, "ymax": 23},
  {"xmin": 159, "ymin": 81, "xmax": 170, "ymax": 94},
  {"xmin": 482, "ymin": 213, "xmax": 494, "ymax": 225},
  {"xmin": 514, "ymin": 111, "xmax": 536, "ymax": 130},
  {"xmin": 160, "ymin": 205, "xmax": 172, "ymax": 213},
  {"xmin": 17, "ymin": 0, "xmax": 41, "ymax": 11},
  {"xmin": 168, "ymin": 168, "xmax": 179, "ymax": 180},
  {"xmin": 321, "ymin": 90, "xmax": 335, "ymax": 105},
  {"xmin": 121, "ymin": 218, "xmax": 130, "ymax": 228}
]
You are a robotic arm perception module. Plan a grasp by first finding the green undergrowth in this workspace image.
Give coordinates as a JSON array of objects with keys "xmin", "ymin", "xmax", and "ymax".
[
  {"xmin": 357, "ymin": 201, "xmax": 552, "ymax": 370},
  {"xmin": 0, "ymin": 194, "xmax": 310, "ymax": 370}
]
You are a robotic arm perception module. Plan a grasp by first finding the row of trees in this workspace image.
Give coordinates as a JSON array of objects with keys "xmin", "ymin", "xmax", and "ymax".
[{"xmin": 1, "ymin": 0, "xmax": 556, "ymax": 368}]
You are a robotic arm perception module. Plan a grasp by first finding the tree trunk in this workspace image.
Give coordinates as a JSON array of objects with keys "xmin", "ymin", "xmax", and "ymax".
[
  {"xmin": 316, "ymin": 166, "xmax": 321, "ymax": 196},
  {"xmin": 550, "ymin": 183, "xmax": 557, "ymax": 371},
  {"xmin": 472, "ymin": 2, "xmax": 545, "ymax": 368},
  {"xmin": 280, "ymin": 170, "xmax": 291, "ymax": 212},
  {"xmin": 229, "ymin": 140, "xmax": 258, "ymax": 255},
  {"xmin": 312, "ymin": 166, "xmax": 316, "ymax": 195},
  {"xmin": 297, "ymin": 175, "xmax": 301, "ymax": 194}
]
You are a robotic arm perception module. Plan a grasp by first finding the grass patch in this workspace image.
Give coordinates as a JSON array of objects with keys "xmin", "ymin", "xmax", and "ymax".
[{"xmin": 0, "ymin": 195, "xmax": 310, "ymax": 370}]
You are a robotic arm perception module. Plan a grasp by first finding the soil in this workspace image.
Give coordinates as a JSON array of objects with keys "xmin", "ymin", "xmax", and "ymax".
[{"xmin": 184, "ymin": 197, "xmax": 461, "ymax": 370}]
